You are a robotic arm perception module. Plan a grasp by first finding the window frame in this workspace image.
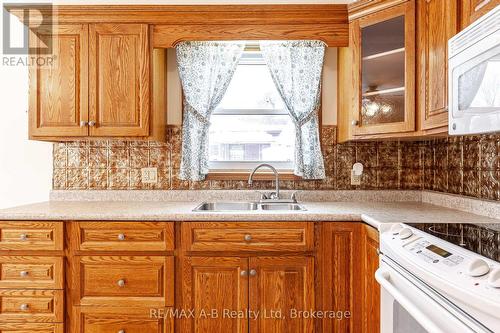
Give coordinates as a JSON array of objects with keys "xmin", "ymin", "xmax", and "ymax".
[{"xmin": 207, "ymin": 47, "xmax": 297, "ymax": 174}]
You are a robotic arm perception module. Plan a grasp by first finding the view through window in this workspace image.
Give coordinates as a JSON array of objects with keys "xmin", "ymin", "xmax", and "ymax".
[{"xmin": 208, "ymin": 48, "xmax": 295, "ymax": 171}]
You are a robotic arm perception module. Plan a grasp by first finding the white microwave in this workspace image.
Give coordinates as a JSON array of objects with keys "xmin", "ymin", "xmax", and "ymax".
[{"xmin": 449, "ymin": 5, "xmax": 500, "ymax": 135}]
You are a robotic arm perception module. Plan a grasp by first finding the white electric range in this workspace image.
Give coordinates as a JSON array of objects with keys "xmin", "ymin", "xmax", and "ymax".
[{"xmin": 378, "ymin": 223, "xmax": 500, "ymax": 333}]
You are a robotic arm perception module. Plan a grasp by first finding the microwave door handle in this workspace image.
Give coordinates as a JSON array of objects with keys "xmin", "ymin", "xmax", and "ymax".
[{"xmin": 375, "ymin": 269, "xmax": 449, "ymax": 333}]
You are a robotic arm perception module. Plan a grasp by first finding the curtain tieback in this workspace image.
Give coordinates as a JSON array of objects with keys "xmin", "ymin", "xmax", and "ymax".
[
  {"xmin": 296, "ymin": 107, "xmax": 319, "ymax": 128},
  {"xmin": 186, "ymin": 103, "xmax": 210, "ymax": 125}
]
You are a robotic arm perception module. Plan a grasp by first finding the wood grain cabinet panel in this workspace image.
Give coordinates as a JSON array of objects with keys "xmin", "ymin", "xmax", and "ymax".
[
  {"xmin": 0, "ymin": 289, "xmax": 64, "ymax": 323},
  {"xmin": 318, "ymin": 223, "xmax": 362, "ymax": 333},
  {"xmin": 417, "ymin": 0, "xmax": 458, "ymax": 131},
  {"xmin": 0, "ymin": 323, "xmax": 64, "ymax": 333},
  {"xmin": 181, "ymin": 222, "xmax": 314, "ymax": 252},
  {"xmin": 361, "ymin": 225, "xmax": 380, "ymax": 333},
  {"xmin": 0, "ymin": 256, "xmax": 63, "ymax": 289},
  {"xmin": 249, "ymin": 256, "xmax": 314, "ymax": 333},
  {"xmin": 71, "ymin": 222, "xmax": 174, "ymax": 252},
  {"xmin": 0, "ymin": 222, "xmax": 63, "ymax": 251},
  {"xmin": 89, "ymin": 24, "xmax": 150, "ymax": 137},
  {"xmin": 29, "ymin": 24, "xmax": 88, "ymax": 138},
  {"xmin": 180, "ymin": 257, "xmax": 249, "ymax": 333},
  {"xmin": 74, "ymin": 307, "xmax": 173, "ymax": 333},
  {"xmin": 74, "ymin": 256, "xmax": 174, "ymax": 307}
]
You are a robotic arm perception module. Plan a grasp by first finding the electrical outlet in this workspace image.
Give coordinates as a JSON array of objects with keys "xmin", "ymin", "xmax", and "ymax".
[
  {"xmin": 141, "ymin": 167, "xmax": 158, "ymax": 184},
  {"xmin": 351, "ymin": 170, "xmax": 361, "ymax": 186}
]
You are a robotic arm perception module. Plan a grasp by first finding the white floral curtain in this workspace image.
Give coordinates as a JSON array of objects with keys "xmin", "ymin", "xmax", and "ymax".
[
  {"xmin": 176, "ymin": 41, "xmax": 244, "ymax": 181},
  {"xmin": 260, "ymin": 40, "xmax": 326, "ymax": 179}
]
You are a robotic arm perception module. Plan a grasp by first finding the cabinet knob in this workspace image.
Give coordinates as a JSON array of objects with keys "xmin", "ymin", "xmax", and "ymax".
[
  {"xmin": 117, "ymin": 279, "xmax": 126, "ymax": 287},
  {"xmin": 20, "ymin": 271, "xmax": 29, "ymax": 277},
  {"xmin": 351, "ymin": 120, "xmax": 359, "ymax": 126},
  {"xmin": 80, "ymin": 121, "xmax": 88, "ymax": 127},
  {"xmin": 20, "ymin": 304, "xmax": 29, "ymax": 311},
  {"xmin": 244, "ymin": 234, "xmax": 252, "ymax": 242},
  {"xmin": 118, "ymin": 330, "xmax": 125, "ymax": 333},
  {"xmin": 19, "ymin": 234, "xmax": 28, "ymax": 241},
  {"xmin": 88, "ymin": 121, "xmax": 96, "ymax": 127},
  {"xmin": 240, "ymin": 270, "xmax": 247, "ymax": 277},
  {"xmin": 249, "ymin": 269, "xmax": 257, "ymax": 276},
  {"xmin": 117, "ymin": 233, "xmax": 126, "ymax": 241}
]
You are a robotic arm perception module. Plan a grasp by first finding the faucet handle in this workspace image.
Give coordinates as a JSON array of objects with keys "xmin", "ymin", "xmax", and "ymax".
[
  {"xmin": 268, "ymin": 192, "xmax": 279, "ymax": 200},
  {"xmin": 291, "ymin": 190, "xmax": 300, "ymax": 203}
]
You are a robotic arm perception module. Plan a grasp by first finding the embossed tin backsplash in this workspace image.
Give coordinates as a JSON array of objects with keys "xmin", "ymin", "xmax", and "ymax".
[{"xmin": 52, "ymin": 126, "xmax": 500, "ymax": 201}]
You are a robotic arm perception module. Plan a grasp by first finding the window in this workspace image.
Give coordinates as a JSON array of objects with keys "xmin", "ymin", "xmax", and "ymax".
[{"xmin": 208, "ymin": 48, "xmax": 295, "ymax": 172}]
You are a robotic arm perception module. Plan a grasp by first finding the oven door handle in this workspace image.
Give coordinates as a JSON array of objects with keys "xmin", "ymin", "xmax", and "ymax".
[{"xmin": 376, "ymin": 268, "xmax": 450, "ymax": 333}]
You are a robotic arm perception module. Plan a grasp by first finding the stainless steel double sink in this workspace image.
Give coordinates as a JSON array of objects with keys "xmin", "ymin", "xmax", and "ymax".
[{"xmin": 193, "ymin": 201, "xmax": 306, "ymax": 212}]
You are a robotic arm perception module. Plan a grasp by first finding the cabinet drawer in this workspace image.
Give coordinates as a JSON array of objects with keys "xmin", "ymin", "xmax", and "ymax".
[
  {"xmin": 0, "ymin": 256, "xmax": 63, "ymax": 289},
  {"xmin": 72, "ymin": 222, "xmax": 174, "ymax": 252},
  {"xmin": 0, "ymin": 323, "xmax": 64, "ymax": 333},
  {"xmin": 181, "ymin": 222, "xmax": 314, "ymax": 252},
  {"xmin": 76, "ymin": 256, "xmax": 174, "ymax": 307},
  {"xmin": 74, "ymin": 307, "xmax": 173, "ymax": 333},
  {"xmin": 0, "ymin": 222, "xmax": 63, "ymax": 251},
  {"xmin": 0, "ymin": 289, "xmax": 64, "ymax": 322}
]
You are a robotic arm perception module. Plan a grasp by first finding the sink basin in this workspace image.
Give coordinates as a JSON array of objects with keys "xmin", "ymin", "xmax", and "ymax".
[
  {"xmin": 193, "ymin": 202, "xmax": 258, "ymax": 211},
  {"xmin": 193, "ymin": 202, "xmax": 306, "ymax": 211},
  {"xmin": 259, "ymin": 203, "xmax": 306, "ymax": 211}
]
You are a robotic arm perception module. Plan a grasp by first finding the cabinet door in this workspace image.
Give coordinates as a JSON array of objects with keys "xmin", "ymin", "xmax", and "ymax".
[
  {"xmin": 89, "ymin": 24, "xmax": 150, "ymax": 137},
  {"xmin": 418, "ymin": 0, "xmax": 459, "ymax": 131},
  {"xmin": 362, "ymin": 225, "xmax": 380, "ymax": 333},
  {"xmin": 180, "ymin": 257, "xmax": 249, "ymax": 333},
  {"xmin": 29, "ymin": 24, "xmax": 88, "ymax": 137},
  {"xmin": 462, "ymin": 0, "xmax": 500, "ymax": 28},
  {"xmin": 249, "ymin": 256, "xmax": 314, "ymax": 333},
  {"xmin": 319, "ymin": 223, "xmax": 362, "ymax": 333},
  {"xmin": 352, "ymin": 1, "xmax": 416, "ymax": 136}
]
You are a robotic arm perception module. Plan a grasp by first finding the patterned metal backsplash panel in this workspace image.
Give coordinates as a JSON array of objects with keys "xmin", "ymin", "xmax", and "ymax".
[
  {"xmin": 52, "ymin": 125, "xmax": 500, "ymax": 201},
  {"xmin": 408, "ymin": 223, "xmax": 500, "ymax": 262}
]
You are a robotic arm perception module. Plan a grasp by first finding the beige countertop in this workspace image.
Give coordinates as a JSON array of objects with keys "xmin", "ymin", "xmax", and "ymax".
[{"xmin": 0, "ymin": 200, "xmax": 498, "ymax": 230}]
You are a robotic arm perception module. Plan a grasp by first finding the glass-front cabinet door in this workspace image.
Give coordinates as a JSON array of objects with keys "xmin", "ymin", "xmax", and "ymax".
[{"xmin": 351, "ymin": 1, "xmax": 416, "ymax": 136}]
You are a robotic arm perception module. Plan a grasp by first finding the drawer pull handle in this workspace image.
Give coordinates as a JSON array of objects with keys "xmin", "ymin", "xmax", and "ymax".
[
  {"xmin": 249, "ymin": 269, "xmax": 257, "ymax": 276},
  {"xmin": 118, "ymin": 330, "xmax": 125, "ymax": 333},
  {"xmin": 20, "ymin": 304, "xmax": 29, "ymax": 311},
  {"xmin": 244, "ymin": 234, "xmax": 252, "ymax": 242},
  {"xmin": 240, "ymin": 270, "xmax": 247, "ymax": 277},
  {"xmin": 117, "ymin": 233, "xmax": 126, "ymax": 241},
  {"xmin": 20, "ymin": 271, "xmax": 29, "ymax": 277},
  {"xmin": 19, "ymin": 234, "xmax": 28, "ymax": 241},
  {"xmin": 117, "ymin": 279, "xmax": 126, "ymax": 287}
]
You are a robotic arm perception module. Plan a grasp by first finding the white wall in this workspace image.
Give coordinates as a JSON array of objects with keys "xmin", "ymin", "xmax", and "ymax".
[{"xmin": 0, "ymin": 7, "xmax": 52, "ymax": 208}]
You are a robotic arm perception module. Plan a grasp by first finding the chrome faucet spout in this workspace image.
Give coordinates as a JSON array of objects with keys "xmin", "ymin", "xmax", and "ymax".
[{"xmin": 248, "ymin": 163, "xmax": 280, "ymax": 200}]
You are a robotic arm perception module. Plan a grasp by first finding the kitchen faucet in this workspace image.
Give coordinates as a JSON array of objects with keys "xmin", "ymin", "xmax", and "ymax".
[{"xmin": 248, "ymin": 163, "xmax": 280, "ymax": 200}]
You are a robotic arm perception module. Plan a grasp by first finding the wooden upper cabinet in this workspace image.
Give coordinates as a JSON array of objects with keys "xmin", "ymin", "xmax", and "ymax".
[
  {"xmin": 417, "ymin": 0, "xmax": 459, "ymax": 132},
  {"xmin": 249, "ymin": 256, "xmax": 314, "ymax": 333},
  {"xmin": 353, "ymin": 1, "xmax": 416, "ymax": 136},
  {"xmin": 180, "ymin": 257, "xmax": 249, "ymax": 333},
  {"xmin": 29, "ymin": 24, "xmax": 88, "ymax": 138},
  {"xmin": 89, "ymin": 24, "xmax": 150, "ymax": 137},
  {"xmin": 461, "ymin": 0, "xmax": 500, "ymax": 28}
]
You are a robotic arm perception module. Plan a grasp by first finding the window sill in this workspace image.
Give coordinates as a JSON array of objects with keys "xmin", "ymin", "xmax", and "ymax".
[{"xmin": 206, "ymin": 171, "xmax": 299, "ymax": 181}]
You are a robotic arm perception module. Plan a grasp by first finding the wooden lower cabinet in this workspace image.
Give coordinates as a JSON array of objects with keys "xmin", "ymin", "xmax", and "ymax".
[
  {"xmin": 249, "ymin": 256, "xmax": 314, "ymax": 333},
  {"xmin": 0, "ymin": 323, "xmax": 64, "ymax": 333},
  {"xmin": 361, "ymin": 225, "xmax": 381, "ymax": 333},
  {"xmin": 73, "ymin": 307, "xmax": 174, "ymax": 333},
  {"xmin": 179, "ymin": 256, "xmax": 249, "ymax": 333}
]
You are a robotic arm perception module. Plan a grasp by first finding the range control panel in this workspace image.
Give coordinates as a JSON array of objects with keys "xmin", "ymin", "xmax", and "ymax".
[{"xmin": 380, "ymin": 224, "xmax": 500, "ymax": 304}]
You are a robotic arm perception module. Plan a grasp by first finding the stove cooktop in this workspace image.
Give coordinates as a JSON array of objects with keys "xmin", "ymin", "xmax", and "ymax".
[{"xmin": 407, "ymin": 223, "xmax": 500, "ymax": 263}]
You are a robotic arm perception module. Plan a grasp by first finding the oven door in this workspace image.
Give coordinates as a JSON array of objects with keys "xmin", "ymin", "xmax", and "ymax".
[
  {"xmin": 377, "ymin": 258, "xmax": 492, "ymax": 333},
  {"xmin": 449, "ymin": 35, "xmax": 500, "ymax": 135}
]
